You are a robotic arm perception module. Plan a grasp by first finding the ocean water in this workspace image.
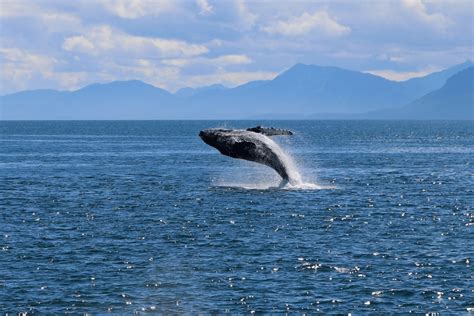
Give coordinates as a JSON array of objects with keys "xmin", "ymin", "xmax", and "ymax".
[{"xmin": 0, "ymin": 120, "xmax": 473, "ymax": 314}]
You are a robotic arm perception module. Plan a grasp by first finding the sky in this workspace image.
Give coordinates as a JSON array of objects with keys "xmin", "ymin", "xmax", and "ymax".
[{"xmin": 0, "ymin": 0, "xmax": 473, "ymax": 94}]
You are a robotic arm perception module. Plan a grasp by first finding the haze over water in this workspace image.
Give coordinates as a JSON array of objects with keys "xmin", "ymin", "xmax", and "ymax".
[{"xmin": 0, "ymin": 120, "xmax": 473, "ymax": 313}]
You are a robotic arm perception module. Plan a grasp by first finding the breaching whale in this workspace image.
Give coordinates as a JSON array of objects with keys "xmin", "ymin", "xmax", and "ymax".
[{"xmin": 199, "ymin": 126, "xmax": 295, "ymax": 184}]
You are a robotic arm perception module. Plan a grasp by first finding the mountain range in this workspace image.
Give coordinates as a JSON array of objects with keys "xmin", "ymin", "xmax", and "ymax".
[
  {"xmin": 396, "ymin": 66, "xmax": 474, "ymax": 119},
  {"xmin": 1, "ymin": 61, "xmax": 472, "ymax": 120}
]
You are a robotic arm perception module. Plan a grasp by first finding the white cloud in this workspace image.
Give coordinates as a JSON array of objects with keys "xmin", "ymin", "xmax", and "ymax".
[
  {"xmin": 235, "ymin": 0, "xmax": 257, "ymax": 30},
  {"xmin": 211, "ymin": 54, "xmax": 252, "ymax": 65},
  {"xmin": 0, "ymin": 0, "xmax": 471, "ymax": 95},
  {"xmin": 402, "ymin": 0, "xmax": 451, "ymax": 30},
  {"xmin": 353, "ymin": 1, "xmax": 453, "ymax": 36},
  {"xmin": 101, "ymin": 59, "xmax": 181, "ymax": 89},
  {"xmin": 0, "ymin": 1, "xmax": 83, "ymax": 33},
  {"xmin": 47, "ymin": 71, "xmax": 89, "ymax": 90},
  {"xmin": 159, "ymin": 54, "xmax": 252, "ymax": 69},
  {"xmin": 0, "ymin": 48, "xmax": 88, "ymax": 92},
  {"xmin": 63, "ymin": 36, "xmax": 95, "ymax": 53},
  {"xmin": 196, "ymin": 0, "xmax": 213, "ymax": 15},
  {"xmin": 62, "ymin": 25, "xmax": 209, "ymax": 58},
  {"xmin": 364, "ymin": 66, "xmax": 441, "ymax": 81},
  {"xmin": 0, "ymin": 1, "xmax": 38, "ymax": 17},
  {"xmin": 40, "ymin": 13, "xmax": 83, "ymax": 33},
  {"xmin": 262, "ymin": 10, "xmax": 350, "ymax": 37},
  {"xmin": 0, "ymin": 48, "xmax": 56, "ymax": 90},
  {"xmin": 100, "ymin": 0, "xmax": 176, "ymax": 19},
  {"xmin": 161, "ymin": 58, "xmax": 190, "ymax": 67},
  {"xmin": 0, "ymin": 48, "xmax": 54, "ymax": 67}
]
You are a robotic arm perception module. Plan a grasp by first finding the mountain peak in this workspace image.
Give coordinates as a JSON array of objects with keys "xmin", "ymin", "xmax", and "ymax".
[
  {"xmin": 289, "ymin": 62, "xmax": 309, "ymax": 69},
  {"xmin": 446, "ymin": 65, "xmax": 473, "ymax": 85},
  {"xmin": 77, "ymin": 79, "xmax": 169, "ymax": 94}
]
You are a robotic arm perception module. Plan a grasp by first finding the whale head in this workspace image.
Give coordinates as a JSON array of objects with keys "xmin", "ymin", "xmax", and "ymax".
[
  {"xmin": 199, "ymin": 128, "xmax": 243, "ymax": 157},
  {"xmin": 199, "ymin": 129, "xmax": 226, "ymax": 149}
]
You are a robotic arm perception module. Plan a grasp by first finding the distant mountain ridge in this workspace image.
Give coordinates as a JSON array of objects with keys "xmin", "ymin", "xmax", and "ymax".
[
  {"xmin": 401, "ymin": 60, "xmax": 473, "ymax": 97},
  {"xmin": 1, "ymin": 80, "xmax": 177, "ymax": 120},
  {"xmin": 175, "ymin": 84, "xmax": 227, "ymax": 98},
  {"xmin": 397, "ymin": 66, "xmax": 473, "ymax": 119},
  {"xmin": 196, "ymin": 63, "xmax": 408, "ymax": 116},
  {"xmin": 1, "ymin": 61, "xmax": 472, "ymax": 120},
  {"xmin": 312, "ymin": 66, "xmax": 474, "ymax": 120}
]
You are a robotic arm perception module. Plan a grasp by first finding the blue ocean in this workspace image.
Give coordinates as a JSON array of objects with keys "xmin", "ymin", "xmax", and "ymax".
[{"xmin": 1, "ymin": 120, "xmax": 473, "ymax": 314}]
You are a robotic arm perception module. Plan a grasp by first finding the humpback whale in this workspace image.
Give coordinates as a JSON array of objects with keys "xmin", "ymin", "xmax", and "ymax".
[{"xmin": 199, "ymin": 126, "xmax": 295, "ymax": 184}]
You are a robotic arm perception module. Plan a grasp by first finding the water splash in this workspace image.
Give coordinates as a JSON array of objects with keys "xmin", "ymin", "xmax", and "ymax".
[
  {"xmin": 216, "ymin": 131, "xmax": 330, "ymax": 190},
  {"xmin": 253, "ymin": 132, "xmax": 324, "ymax": 189}
]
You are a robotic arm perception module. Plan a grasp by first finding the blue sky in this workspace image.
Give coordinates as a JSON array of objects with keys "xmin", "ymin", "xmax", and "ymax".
[{"xmin": 0, "ymin": 0, "xmax": 472, "ymax": 94}]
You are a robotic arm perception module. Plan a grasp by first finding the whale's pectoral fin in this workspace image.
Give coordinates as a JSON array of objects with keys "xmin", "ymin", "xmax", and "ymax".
[{"xmin": 246, "ymin": 126, "xmax": 293, "ymax": 136}]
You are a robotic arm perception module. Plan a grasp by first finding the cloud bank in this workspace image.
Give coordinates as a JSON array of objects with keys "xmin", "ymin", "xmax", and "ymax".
[{"xmin": 0, "ymin": 0, "xmax": 472, "ymax": 94}]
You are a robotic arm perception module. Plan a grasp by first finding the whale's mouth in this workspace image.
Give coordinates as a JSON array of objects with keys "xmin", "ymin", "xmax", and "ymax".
[{"xmin": 199, "ymin": 130, "xmax": 217, "ymax": 147}]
